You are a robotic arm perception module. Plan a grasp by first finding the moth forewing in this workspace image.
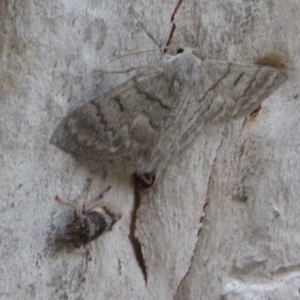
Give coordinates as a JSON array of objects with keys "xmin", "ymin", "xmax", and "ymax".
[
  {"xmin": 199, "ymin": 60, "xmax": 288, "ymax": 123},
  {"xmin": 51, "ymin": 49, "xmax": 288, "ymax": 177}
]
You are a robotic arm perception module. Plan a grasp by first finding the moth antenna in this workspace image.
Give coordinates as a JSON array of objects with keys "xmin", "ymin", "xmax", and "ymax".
[
  {"xmin": 94, "ymin": 64, "xmax": 153, "ymax": 75},
  {"xmin": 108, "ymin": 45, "xmax": 180, "ymax": 64},
  {"xmin": 83, "ymin": 185, "xmax": 112, "ymax": 211},
  {"xmin": 55, "ymin": 195, "xmax": 79, "ymax": 214},
  {"xmin": 82, "ymin": 177, "xmax": 92, "ymax": 203},
  {"xmin": 92, "ymin": 185, "xmax": 111, "ymax": 202},
  {"xmin": 111, "ymin": 48, "xmax": 163, "ymax": 61},
  {"xmin": 96, "ymin": 46, "xmax": 181, "ymax": 75}
]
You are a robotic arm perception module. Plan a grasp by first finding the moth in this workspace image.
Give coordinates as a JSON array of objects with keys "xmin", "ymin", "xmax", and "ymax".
[
  {"xmin": 55, "ymin": 179, "xmax": 121, "ymax": 253},
  {"xmin": 51, "ymin": 48, "xmax": 287, "ymax": 181}
]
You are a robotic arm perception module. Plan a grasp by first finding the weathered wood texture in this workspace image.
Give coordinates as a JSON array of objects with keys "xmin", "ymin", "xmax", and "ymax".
[{"xmin": 1, "ymin": 1, "xmax": 300, "ymax": 299}]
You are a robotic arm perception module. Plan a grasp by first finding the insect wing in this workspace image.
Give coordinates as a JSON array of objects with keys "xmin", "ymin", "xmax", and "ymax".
[
  {"xmin": 198, "ymin": 60, "xmax": 288, "ymax": 123},
  {"xmin": 50, "ymin": 55, "xmax": 199, "ymax": 165},
  {"xmin": 51, "ymin": 52, "xmax": 287, "ymax": 171}
]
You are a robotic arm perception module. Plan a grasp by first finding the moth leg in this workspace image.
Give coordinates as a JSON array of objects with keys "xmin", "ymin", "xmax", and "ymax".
[
  {"xmin": 83, "ymin": 185, "xmax": 111, "ymax": 212},
  {"xmin": 84, "ymin": 244, "xmax": 93, "ymax": 262},
  {"xmin": 134, "ymin": 172, "xmax": 156, "ymax": 188},
  {"xmin": 82, "ymin": 177, "xmax": 93, "ymax": 203},
  {"xmin": 55, "ymin": 195, "xmax": 79, "ymax": 214}
]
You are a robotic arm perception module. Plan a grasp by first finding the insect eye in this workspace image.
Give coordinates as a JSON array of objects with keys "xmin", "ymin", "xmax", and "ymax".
[{"xmin": 176, "ymin": 48, "xmax": 184, "ymax": 54}]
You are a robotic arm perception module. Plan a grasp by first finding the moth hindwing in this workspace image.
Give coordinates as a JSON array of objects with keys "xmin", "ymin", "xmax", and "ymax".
[
  {"xmin": 55, "ymin": 183, "xmax": 121, "ymax": 249},
  {"xmin": 51, "ymin": 48, "xmax": 287, "ymax": 176}
]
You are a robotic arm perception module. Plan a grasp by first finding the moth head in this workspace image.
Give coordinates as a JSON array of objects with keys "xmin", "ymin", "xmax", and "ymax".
[
  {"xmin": 174, "ymin": 47, "xmax": 204, "ymax": 61},
  {"xmin": 167, "ymin": 47, "xmax": 203, "ymax": 83}
]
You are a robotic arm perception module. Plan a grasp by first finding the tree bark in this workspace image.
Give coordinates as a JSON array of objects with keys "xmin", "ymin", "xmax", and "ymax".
[{"xmin": 1, "ymin": 0, "xmax": 300, "ymax": 299}]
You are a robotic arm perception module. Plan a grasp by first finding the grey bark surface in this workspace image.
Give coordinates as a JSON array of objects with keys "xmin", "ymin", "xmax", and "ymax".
[{"xmin": 1, "ymin": 1, "xmax": 300, "ymax": 300}]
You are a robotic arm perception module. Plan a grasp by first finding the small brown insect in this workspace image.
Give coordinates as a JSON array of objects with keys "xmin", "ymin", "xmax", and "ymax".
[{"xmin": 54, "ymin": 179, "xmax": 121, "ymax": 256}]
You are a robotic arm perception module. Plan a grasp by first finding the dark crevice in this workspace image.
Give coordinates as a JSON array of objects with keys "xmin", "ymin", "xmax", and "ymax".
[
  {"xmin": 164, "ymin": 23, "xmax": 176, "ymax": 53},
  {"xmin": 175, "ymin": 133, "xmax": 225, "ymax": 297},
  {"xmin": 128, "ymin": 178, "xmax": 147, "ymax": 282},
  {"xmin": 164, "ymin": 0, "xmax": 184, "ymax": 53}
]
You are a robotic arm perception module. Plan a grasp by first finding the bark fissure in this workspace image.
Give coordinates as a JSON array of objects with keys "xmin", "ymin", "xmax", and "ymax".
[
  {"xmin": 128, "ymin": 180, "xmax": 148, "ymax": 283},
  {"xmin": 164, "ymin": 0, "xmax": 184, "ymax": 52},
  {"xmin": 174, "ymin": 133, "xmax": 225, "ymax": 297}
]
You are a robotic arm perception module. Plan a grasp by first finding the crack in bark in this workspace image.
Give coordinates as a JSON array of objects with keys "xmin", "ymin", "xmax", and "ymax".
[
  {"xmin": 174, "ymin": 132, "xmax": 225, "ymax": 297},
  {"xmin": 128, "ymin": 179, "xmax": 147, "ymax": 283},
  {"xmin": 164, "ymin": 0, "xmax": 184, "ymax": 53}
]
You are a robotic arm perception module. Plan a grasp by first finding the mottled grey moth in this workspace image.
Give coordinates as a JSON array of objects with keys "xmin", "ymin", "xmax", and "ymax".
[{"xmin": 51, "ymin": 48, "xmax": 287, "ymax": 177}]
